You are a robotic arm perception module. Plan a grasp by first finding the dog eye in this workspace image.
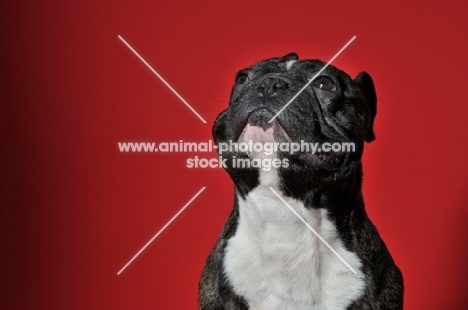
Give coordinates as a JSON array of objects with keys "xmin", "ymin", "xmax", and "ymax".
[
  {"xmin": 313, "ymin": 76, "xmax": 336, "ymax": 91},
  {"xmin": 236, "ymin": 74, "xmax": 249, "ymax": 84}
]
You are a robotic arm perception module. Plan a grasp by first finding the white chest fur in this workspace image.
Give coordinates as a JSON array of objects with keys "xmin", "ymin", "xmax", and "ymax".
[{"xmin": 223, "ymin": 185, "xmax": 365, "ymax": 310}]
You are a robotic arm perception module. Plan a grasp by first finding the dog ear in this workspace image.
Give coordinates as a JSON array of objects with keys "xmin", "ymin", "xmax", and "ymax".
[
  {"xmin": 279, "ymin": 53, "xmax": 299, "ymax": 70},
  {"xmin": 281, "ymin": 52, "xmax": 299, "ymax": 61},
  {"xmin": 355, "ymin": 72, "xmax": 377, "ymax": 142}
]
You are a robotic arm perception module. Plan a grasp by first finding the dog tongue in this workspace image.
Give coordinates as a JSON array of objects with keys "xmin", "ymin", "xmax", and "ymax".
[{"xmin": 238, "ymin": 124, "xmax": 274, "ymax": 143}]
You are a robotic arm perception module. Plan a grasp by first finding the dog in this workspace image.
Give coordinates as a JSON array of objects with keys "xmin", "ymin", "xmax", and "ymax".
[{"xmin": 199, "ymin": 53, "xmax": 403, "ymax": 309}]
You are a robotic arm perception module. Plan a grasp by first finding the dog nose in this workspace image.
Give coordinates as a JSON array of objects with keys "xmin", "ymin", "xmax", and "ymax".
[{"xmin": 258, "ymin": 77, "xmax": 289, "ymax": 97}]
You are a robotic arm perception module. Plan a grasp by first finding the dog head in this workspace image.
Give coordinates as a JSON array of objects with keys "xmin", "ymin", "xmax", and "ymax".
[{"xmin": 214, "ymin": 53, "xmax": 377, "ymax": 204}]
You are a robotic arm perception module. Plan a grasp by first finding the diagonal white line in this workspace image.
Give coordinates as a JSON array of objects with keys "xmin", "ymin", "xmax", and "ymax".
[
  {"xmin": 268, "ymin": 36, "xmax": 356, "ymax": 123},
  {"xmin": 117, "ymin": 187, "xmax": 206, "ymax": 275},
  {"xmin": 268, "ymin": 187, "xmax": 357, "ymax": 274},
  {"xmin": 118, "ymin": 35, "xmax": 207, "ymax": 124}
]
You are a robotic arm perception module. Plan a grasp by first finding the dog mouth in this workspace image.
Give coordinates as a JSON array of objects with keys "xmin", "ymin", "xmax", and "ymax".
[
  {"xmin": 231, "ymin": 108, "xmax": 291, "ymax": 143},
  {"xmin": 224, "ymin": 108, "xmax": 346, "ymax": 168}
]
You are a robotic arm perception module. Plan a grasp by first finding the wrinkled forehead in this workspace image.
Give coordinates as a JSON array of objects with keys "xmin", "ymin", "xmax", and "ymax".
[{"xmin": 243, "ymin": 58, "xmax": 347, "ymax": 78}]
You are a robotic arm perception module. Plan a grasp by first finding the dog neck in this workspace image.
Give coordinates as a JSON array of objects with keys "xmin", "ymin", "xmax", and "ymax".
[{"xmin": 225, "ymin": 165, "xmax": 366, "ymax": 309}]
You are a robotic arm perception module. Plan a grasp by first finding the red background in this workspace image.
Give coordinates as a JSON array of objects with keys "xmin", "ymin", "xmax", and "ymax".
[{"xmin": 2, "ymin": 0, "xmax": 468, "ymax": 309}]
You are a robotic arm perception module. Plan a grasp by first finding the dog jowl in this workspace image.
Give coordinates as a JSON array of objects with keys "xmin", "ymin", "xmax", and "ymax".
[{"xmin": 199, "ymin": 53, "xmax": 403, "ymax": 310}]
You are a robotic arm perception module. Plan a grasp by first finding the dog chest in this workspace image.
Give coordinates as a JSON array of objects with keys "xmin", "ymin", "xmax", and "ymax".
[{"xmin": 223, "ymin": 186, "xmax": 365, "ymax": 310}]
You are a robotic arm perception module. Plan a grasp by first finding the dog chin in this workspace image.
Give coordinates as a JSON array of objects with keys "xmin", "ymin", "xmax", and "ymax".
[{"xmin": 237, "ymin": 124, "xmax": 274, "ymax": 144}]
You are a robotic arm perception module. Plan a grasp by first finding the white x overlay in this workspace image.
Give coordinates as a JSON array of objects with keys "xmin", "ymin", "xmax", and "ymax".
[{"xmin": 116, "ymin": 35, "xmax": 357, "ymax": 276}]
